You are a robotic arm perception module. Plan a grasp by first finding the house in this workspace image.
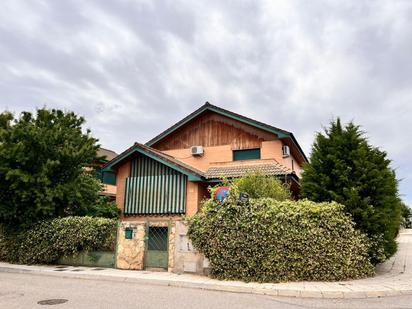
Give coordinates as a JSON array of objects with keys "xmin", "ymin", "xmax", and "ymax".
[
  {"xmin": 103, "ymin": 102, "xmax": 307, "ymax": 273},
  {"xmin": 95, "ymin": 148, "xmax": 118, "ymax": 200}
]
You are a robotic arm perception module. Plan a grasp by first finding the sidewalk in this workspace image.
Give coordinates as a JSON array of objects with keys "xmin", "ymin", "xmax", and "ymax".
[{"xmin": 1, "ymin": 229, "xmax": 411, "ymax": 299}]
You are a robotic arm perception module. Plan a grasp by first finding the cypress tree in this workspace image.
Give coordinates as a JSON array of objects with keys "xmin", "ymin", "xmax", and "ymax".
[{"xmin": 301, "ymin": 119, "xmax": 402, "ymax": 263}]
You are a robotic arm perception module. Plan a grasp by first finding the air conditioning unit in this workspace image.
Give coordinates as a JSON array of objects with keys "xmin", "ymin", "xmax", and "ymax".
[
  {"xmin": 191, "ymin": 146, "xmax": 204, "ymax": 156},
  {"xmin": 282, "ymin": 145, "xmax": 290, "ymax": 157}
]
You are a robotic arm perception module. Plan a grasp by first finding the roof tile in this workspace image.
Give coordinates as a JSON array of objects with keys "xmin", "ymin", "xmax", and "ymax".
[{"xmin": 206, "ymin": 162, "xmax": 292, "ymax": 179}]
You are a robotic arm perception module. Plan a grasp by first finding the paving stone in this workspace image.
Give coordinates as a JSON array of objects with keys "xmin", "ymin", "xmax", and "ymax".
[
  {"xmin": 321, "ymin": 291, "xmax": 344, "ymax": 299},
  {"xmin": 343, "ymin": 291, "xmax": 368, "ymax": 299},
  {"xmin": 277, "ymin": 289, "xmax": 301, "ymax": 297},
  {"xmin": 299, "ymin": 290, "xmax": 323, "ymax": 298}
]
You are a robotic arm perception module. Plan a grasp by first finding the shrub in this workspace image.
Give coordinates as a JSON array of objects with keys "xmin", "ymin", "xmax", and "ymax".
[
  {"xmin": 231, "ymin": 171, "xmax": 291, "ymax": 200},
  {"xmin": 188, "ymin": 191, "xmax": 374, "ymax": 282},
  {"xmin": 0, "ymin": 216, "xmax": 117, "ymax": 264},
  {"xmin": 401, "ymin": 203, "xmax": 412, "ymax": 228},
  {"xmin": 73, "ymin": 197, "xmax": 120, "ymax": 219}
]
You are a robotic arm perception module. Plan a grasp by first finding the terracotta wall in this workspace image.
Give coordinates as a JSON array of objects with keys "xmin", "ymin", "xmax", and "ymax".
[
  {"xmin": 282, "ymin": 154, "xmax": 302, "ymax": 177},
  {"xmin": 261, "ymin": 140, "xmax": 283, "ymax": 161},
  {"xmin": 261, "ymin": 140, "xmax": 302, "ymax": 176},
  {"xmin": 162, "ymin": 145, "xmax": 233, "ymax": 171},
  {"xmin": 186, "ymin": 182, "xmax": 198, "ymax": 216},
  {"xmin": 102, "ymin": 184, "xmax": 117, "ymax": 195},
  {"xmin": 115, "ymin": 160, "xmax": 130, "ymax": 213},
  {"xmin": 162, "ymin": 140, "xmax": 303, "ymax": 176}
]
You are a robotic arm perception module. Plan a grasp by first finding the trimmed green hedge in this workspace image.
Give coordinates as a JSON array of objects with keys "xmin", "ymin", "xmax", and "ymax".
[
  {"xmin": 188, "ymin": 194, "xmax": 374, "ymax": 282},
  {"xmin": 0, "ymin": 216, "xmax": 117, "ymax": 264}
]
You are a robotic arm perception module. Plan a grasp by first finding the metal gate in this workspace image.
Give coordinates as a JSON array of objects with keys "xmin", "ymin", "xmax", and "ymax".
[{"xmin": 144, "ymin": 226, "xmax": 169, "ymax": 269}]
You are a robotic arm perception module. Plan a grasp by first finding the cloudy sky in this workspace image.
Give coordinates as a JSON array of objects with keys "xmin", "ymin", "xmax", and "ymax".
[{"xmin": 0, "ymin": 0, "xmax": 411, "ymax": 204}]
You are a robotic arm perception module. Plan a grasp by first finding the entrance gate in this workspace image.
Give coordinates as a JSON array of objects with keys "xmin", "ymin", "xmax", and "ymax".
[{"xmin": 144, "ymin": 226, "xmax": 169, "ymax": 269}]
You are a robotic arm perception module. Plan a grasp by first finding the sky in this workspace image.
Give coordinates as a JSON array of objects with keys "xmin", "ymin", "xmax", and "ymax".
[{"xmin": 0, "ymin": 0, "xmax": 411, "ymax": 204}]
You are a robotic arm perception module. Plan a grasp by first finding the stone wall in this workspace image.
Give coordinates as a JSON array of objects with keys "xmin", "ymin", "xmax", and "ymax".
[
  {"xmin": 173, "ymin": 221, "xmax": 209, "ymax": 275},
  {"xmin": 116, "ymin": 221, "xmax": 146, "ymax": 270},
  {"xmin": 116, "ymin": 220, "xmax": 177, "ymax": 271},
  {"xmin": 167, "ymin": 221, "xmax": 176, "ymax": 272}
]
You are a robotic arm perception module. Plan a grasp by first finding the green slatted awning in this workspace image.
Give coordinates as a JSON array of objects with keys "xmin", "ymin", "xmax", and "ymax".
[{"xmin": 124, "ymin": 155, "xmax": 187, "ymax": 215}]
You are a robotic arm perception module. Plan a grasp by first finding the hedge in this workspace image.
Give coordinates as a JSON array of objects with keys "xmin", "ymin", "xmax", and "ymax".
[
  {"xmin": 187, "ymin": 194, "xmax": 374, "ymax": 282},
  {"xmin": 0, "ymin": 216, "xmax": 117, "ymax": 264}
]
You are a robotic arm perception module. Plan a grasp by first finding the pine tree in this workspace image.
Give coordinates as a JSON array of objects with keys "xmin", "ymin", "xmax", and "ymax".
[{"xmin": 301, "ymin": 119, "xmax": 402, "ymax": 263}]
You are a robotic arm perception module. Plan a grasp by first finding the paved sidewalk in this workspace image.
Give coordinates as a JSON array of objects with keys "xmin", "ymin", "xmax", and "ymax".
[{"xmin": 1, "ymin": 229, "xmax": 411, "ymax": 299}]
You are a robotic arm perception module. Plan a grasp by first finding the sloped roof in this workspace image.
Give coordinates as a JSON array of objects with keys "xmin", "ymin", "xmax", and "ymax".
[
  {"xmin": 102, "ymin": 142, "xmax": 205, "ymax": 181},
  {"xmin": 97, "ymin": 148, "xmax": 118, "ymax": 161},
  {"xmin": 206, "ymin": 162, "xmax": 292, "ymax": 179},
  {"xmin": 146, "ymin": 102, "xmax": 308, "ymax": 163}
]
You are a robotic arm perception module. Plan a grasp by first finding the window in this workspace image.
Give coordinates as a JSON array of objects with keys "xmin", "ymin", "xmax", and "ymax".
[
  {"xmin": 102, "ymin": 171, "xmax": 116, "ymax": 185},
  {"xmin": 233, "ymin": 148, "xmax": 261, "ymax": 161}
]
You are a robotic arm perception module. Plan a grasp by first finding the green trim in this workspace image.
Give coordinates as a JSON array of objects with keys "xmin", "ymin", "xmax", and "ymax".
[
  {"xmin": 210, "ymin": 108, "xmax": 290, "ymax": 139},
  {"xmin": 146, "ymin": 104, "xmax": 291, "ymax": 146},
  {"xmin": 103, "ymin": 147, "xmax": 203, "ymax": 181},
  {"xmin": 145, "ymin": 103, "xmax": 307, "ymax": 163}
]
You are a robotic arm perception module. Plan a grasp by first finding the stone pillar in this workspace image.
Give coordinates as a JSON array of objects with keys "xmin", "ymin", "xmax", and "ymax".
[
  {"xmin": 116, "ymin": 221, "xmax": 146, "ymax": 270},
  {"xmin": 173, "ymin": 221, "xmax": 209, "ymax": 275},
  {"xmin": 168, "ymin": 221, "xmax": 176, "ymax": 272}
]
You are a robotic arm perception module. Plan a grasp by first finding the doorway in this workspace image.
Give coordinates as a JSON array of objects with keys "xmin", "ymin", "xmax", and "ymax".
[{"xmin": 145, "ymin": 226, "xmax": 169, "ymax": 269}]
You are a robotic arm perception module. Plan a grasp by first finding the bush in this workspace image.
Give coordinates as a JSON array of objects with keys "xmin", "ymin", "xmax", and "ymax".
[
  {"xmin": 401, "ymin": 203, "xmax": 412, "ymax": 228},
  {"xmin": 188, "ymin": 191, "xmax": 374, "ymax": 282},
  {"xmin": 73, "ymin": 197, "xmax": 120, "ymax": 219},
  {"xmin": 231, "ymin": 171, "xmax": 291, "ymax": 200},
  {"xmin": 0, "ymin": 216, "xmax": 117, "ymax": 264}
]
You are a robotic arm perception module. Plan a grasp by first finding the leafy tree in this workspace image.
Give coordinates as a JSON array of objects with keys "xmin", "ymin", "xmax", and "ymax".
[
  {"xmin": 0, "ymin": 108, "xmax": 105, "ymax": 228},
  {"xmin": 73, "ymin": 196, "xmax": 120, "ymax": 219},
  {"xmin": 301, "ymin": 119, "xmax": 402, "ymax": 263}
]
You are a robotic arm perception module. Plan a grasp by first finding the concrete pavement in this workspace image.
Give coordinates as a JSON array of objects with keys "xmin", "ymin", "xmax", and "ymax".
[
  {"xmin": 5, "ymin": 272, "xmax": 412, "ymax": 309},
  {"xmin": 1, "ymin": 229, "xmax": 411, "ymax": 299}
]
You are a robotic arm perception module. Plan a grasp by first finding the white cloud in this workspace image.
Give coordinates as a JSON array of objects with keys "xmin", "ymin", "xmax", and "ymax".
[{"xmin": 0, "ymin": 0, "xmax": 411, "ymax": 204}]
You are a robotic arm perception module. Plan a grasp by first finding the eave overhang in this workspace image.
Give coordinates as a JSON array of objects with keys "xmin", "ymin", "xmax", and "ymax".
[
  {"xmin": 146, "ymin": 102, "xmax": 308, "ymax": 164},
  {"xmin": 102, "ymin": 143, "xmax": 205, "ymax": 181}
]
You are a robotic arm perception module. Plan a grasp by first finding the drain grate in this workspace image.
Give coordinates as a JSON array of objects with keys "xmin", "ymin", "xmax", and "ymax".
[
  {"xmin": 37, "ymin": 299, "xmax": 68, "ymax": 305},
  {"xmin": 53, "ymin": 269, "xmax": 67, "ymax": 272},
  {"xmin": 71, "ymin": 269, "xmax": 84, "ymax": 272},
  {"xmin": 92, "ymin": 268, "xmax": 105, "ymax": 271}
]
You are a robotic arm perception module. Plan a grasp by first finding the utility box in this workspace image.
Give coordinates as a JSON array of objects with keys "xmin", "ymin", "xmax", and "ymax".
[{"xmin": 125, "ymin": 227, "xmax": 134, "ymax": 239}]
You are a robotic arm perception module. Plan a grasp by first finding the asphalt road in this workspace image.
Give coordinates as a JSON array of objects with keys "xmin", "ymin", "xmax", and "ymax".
[{"xmin": 1, "ymin": 272, "xmax": 412, "ymax": 309}]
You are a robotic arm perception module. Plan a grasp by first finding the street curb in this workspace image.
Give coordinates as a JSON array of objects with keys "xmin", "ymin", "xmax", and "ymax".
[{"xmin": 1, "ymin": 264, "xmax": 411, "ymax": 299}]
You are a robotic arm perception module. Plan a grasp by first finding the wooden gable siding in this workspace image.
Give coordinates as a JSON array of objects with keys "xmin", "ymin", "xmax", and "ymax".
[{"xmin": 152, "ymin": 111, "xmax": 277, "ymax": 151}]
